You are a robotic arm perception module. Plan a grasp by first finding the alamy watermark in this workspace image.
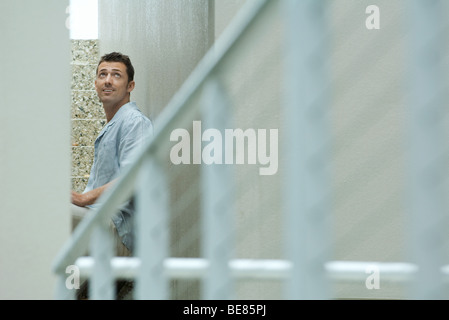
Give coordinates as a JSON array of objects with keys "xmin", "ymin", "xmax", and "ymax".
[
  {"xmin": 169, "ymin": 121, "xmax": 279, "ymax": 176},
  {"xmin": 365, "ymin": 5, "xmax": 380, "ymax": 30},
  {"xmin": 365, "ymin": 265, "xmax": 380, "ymax": 290},
  {"xmin": 65, "ymin": 265, "xmax": 80, "ymax": 290}
]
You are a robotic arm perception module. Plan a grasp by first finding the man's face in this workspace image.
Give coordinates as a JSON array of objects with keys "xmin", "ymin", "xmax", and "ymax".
[{"xmin": 95, "ymin": 61, "xmax": 135, "ymax": 106}]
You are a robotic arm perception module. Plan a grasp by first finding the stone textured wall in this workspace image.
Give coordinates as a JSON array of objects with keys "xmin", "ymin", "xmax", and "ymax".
[{"xmin": 70, "ymin": 40, "xmax": 102, "ymax": 193}]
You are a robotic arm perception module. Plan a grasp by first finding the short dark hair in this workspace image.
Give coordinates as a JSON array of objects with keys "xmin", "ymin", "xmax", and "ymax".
[{"xmin": 97, "ymin": 52, "xmax": 135, "ymax": 83}]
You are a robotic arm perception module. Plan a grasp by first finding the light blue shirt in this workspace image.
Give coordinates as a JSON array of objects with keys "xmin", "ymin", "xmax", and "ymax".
[
  {"xmin": 84, "ymin": 101, "xmax": 153, "ymax": 251},
  {"xmin": 84, "ymin": 101, "xmax": 153, "ymax": 195}
]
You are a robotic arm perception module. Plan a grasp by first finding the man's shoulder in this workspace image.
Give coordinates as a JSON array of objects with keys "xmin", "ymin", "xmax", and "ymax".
[
  {"xmin": 120, "ymin": 103, "xmax": 152, "ymax": 124},
  {"xmin": 126, "ymin": 111, "xmax": 152, "ymax": 127},
  {"xmin": 116, "ymin": 105, "xmax": 153, "ymax": 139}
]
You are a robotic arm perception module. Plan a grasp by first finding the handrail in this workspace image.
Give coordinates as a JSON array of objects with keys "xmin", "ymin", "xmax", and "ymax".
[
  {"xmin": 72, "ymin": 257, "xmax": 449, "ymax": 283},
  {"xmin": 52, "ymin": 0, "xmax": 275, "ymax": 275}
]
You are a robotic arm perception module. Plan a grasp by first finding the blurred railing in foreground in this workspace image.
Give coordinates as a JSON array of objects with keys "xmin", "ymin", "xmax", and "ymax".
[{"xmin": 53, "ymin": 0, "xmax": 449, "ymax": 299}]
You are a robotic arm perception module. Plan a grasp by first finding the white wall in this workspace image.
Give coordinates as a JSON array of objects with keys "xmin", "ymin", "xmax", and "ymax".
[
  {"xmin": 214, "ymin": 0, "xmax": 413, "ymax": 299},
  {"xmin": 327, "ymin": 0, "xmax": 407, "ymax": 299},
  {"xmin": 0, "ymin": 0, "xmax": 71, "ymax": 299}
]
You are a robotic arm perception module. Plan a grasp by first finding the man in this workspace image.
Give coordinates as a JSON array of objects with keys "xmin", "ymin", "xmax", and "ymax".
[{"xmin": 71, "ymin": 52, "xmax": 153, "ymax": 256}]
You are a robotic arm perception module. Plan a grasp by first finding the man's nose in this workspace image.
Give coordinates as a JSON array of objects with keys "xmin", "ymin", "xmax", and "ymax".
[{"xmin": 105, "ymin": 74, "xmax": 112, "ymax": 84}]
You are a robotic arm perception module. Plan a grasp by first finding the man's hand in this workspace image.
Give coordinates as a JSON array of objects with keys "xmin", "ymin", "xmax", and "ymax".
[
  {"xmin": 71, "ymin": 180, "xmax": 115, "ymax": 208},
  {"xmin": 71, "ymin": 190, "xmax": 89, "ymax": 207}
]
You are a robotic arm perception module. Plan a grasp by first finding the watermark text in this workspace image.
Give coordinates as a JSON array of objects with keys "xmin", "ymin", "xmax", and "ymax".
[{"xmin": 170, "ymin": 121, "xmax": 278, "ymax": 176}]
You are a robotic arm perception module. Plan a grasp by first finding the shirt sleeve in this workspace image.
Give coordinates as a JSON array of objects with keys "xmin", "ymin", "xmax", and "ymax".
[{"xmin": 118, "ymin": 116, "xmax": 153, "ymax": 171}]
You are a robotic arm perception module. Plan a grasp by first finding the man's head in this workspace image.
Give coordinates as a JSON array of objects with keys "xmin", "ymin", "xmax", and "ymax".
[
  {"xmin": 97, "ymin": 52, "xmax": 134, "ymax": 83},
  {"xmin": 95, "ymin": 52, "xmax": 135, "ymax": 110}
]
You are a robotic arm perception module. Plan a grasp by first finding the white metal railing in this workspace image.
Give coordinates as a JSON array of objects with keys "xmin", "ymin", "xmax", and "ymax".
[
  {"xmin": 282, "ymin": 0, "xmax": 331, "ymax": 299},
  {"xmin": 53, "ymin": 0, "xmax": 449, "ymax": 300},
  {"xmin": 70, "ymin": 257, "xmax": 449, "ymax": 283},
  {"xmin": 405, "ymin": 0, "xmax": 449, "ymax": 299}
]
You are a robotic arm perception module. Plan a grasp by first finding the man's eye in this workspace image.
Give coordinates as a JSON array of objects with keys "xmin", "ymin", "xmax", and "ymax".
[{"xmin": 114, "ymin": 73, "xmax": 121, "ymax": 78}]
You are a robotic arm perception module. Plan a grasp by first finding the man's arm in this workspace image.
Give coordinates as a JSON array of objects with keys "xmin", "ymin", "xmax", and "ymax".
[{"xmin": 71, "ymin": 180, "xmax": 115, "ymax": 207}]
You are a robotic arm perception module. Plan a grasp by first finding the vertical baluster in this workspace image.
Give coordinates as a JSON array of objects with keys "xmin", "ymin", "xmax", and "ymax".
[
  {"xmin": 406, "ymin": 0, "xmax": 448, "ymax": 299},
  {"xmin": 54, "ymin": 272, "xmax": 76, "ymax": 300},
  {"xmin": 135, "ymin": 156, "xmax": 169, "ymax": 299},
  {"xmin": 201, "ymin": 78, "xmax": 235, "ymax": 300},
  {"xmin": 282, "ymin": 0, "xmax": 331, "ymax": 299},
  {"xmin": 89, "ymin": 222, "xmax": 114, "ymax": 299}
]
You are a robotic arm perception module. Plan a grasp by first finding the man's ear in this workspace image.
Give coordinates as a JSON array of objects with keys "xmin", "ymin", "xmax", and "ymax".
[{"xmin": 127, "ymin": 80, "xmax": 135, "ymax": 93}]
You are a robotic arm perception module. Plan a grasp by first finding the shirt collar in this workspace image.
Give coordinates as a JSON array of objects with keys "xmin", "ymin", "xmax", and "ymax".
[
  {"xmin": 97, "ymin": 102, "xmax": 137, "ymax": 139},
  {"xmin": 108, "ymin": 101, "xmax": 137, "ymax": 125}
]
